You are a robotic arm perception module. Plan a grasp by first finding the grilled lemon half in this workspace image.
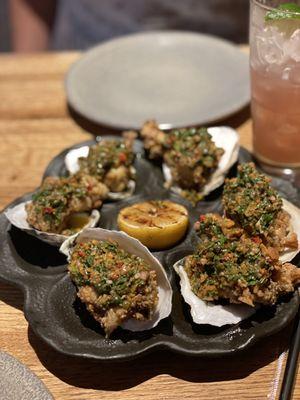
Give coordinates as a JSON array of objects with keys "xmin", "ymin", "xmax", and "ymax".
[{"xmin": 117, "ymin": 200, "xmax": 189, "ymax": 249}]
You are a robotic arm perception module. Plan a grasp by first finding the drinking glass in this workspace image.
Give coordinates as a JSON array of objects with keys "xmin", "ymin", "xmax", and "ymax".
[{"xmin": 250, "ymin": 0, "xmax": 300, "ymax": 177}]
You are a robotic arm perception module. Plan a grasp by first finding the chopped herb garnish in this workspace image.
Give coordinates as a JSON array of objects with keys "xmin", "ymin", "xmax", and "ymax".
[
  {"xmin": 222, "ymin": 163, "xmax": 282, "ymax": 236},
  {"xmin": 265, "ymin": 3, "xmax": 300, "ymax": 21}
]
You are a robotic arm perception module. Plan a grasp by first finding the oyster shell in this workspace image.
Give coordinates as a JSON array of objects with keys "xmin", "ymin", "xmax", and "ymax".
[
  {"xmin": 280, "ymin": 198, "xmax": 300, "ymax": 263},
  {"xmin": 173, "ymin": 198, "xmax": 300, "ymax": 327},
  {"xmin": 60, "ymin": 228, "xmax": 172, "ymax": 332},
  {"xmin": 163, "ymin": 126, "xmax": 239, "ymax": 198},
  {"xmin": 173, "ymin": 259, "xmax": 255, "ymax": 327},
  {"xmin": 4, "ymin": 201, "xmax": 100, "ymax": 247},
  {"xmin": 65, "ymin": 146, "xmax": 136, "ymax": 200}
]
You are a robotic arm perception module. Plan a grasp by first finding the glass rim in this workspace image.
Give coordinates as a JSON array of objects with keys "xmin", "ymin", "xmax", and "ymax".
[{"xmin": 251, "ymin": 0, "xmax": 300, "ymax": 15}]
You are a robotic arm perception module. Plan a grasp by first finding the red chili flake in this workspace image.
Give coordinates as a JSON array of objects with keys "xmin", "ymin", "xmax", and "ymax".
[
  {"xmin": 252, "ymin": 236, "xmax": 261, "ymax": 244},
  {"xmin": 199, "ymin": 215, "xmax": 206, "ymax": 222},
  {"xmin": 78, "ymin": 250, "xmax": 85, "ymax": 257},
  {"xmin": 119, "ymin": 152, "xmax": 127, "ymax": 163},
  {"xmin": 43, "ymin": 207, "xmax": 54, "ymax": 214}
]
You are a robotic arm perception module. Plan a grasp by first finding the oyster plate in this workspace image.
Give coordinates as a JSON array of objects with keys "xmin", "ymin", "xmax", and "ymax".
[{"xmin": 0, "ymin": 147, "xmax": 299, "ymax": 361}]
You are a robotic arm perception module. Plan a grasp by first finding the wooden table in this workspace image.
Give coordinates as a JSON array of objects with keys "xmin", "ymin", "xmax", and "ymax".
[{"xmin": 0, "ymin": 51, "xmax": 298, "ymax": 400}]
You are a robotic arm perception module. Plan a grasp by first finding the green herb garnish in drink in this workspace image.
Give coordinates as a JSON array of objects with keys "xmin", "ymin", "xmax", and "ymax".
[{"xmin": 265, "ymin": 3, "xmax": 300, "ymax": 21}]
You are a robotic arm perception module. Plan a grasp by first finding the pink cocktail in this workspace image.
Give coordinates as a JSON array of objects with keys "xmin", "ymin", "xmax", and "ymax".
[{"xmin": 250, "ymin": 0, "xmax": 300, "ymax": 169}]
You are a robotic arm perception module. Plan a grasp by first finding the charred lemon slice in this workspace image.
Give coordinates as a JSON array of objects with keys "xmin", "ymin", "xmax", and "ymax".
[{"xmin": 117, "ymin": 200, "xmax": 189, "ymax": 249}]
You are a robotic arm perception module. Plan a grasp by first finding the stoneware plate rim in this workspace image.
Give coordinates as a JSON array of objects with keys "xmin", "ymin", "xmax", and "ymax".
[{"xmin": 65, "ymin": 30, "xmax": 250, "ymax": 130}]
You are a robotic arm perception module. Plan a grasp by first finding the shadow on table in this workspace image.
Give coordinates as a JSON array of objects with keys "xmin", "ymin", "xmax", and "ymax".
[
  {"xmin": 67, "ymin": 104, "xmax": 251, "ymax": 136},
  {"xmin": 28, "ymin": 324, "xmax": 290, "ymax": 391}
]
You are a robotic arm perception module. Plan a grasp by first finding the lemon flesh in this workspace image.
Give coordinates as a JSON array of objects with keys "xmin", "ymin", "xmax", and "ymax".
[{"xmin": 117, "ymin": 200, "xmax": 189, "ymax": 249}]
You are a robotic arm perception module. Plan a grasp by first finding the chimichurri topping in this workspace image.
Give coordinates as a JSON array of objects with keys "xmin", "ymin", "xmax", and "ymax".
[
  {"xmin": 189, "ymin": 213, "xmax": 300, "ymax": 306},
  {"xmin": 79, "ymin": 140, "xmax": 134, "ymax": 179},
  {"xmin": 188, "ymin": 214, "xmax": 273, "ymax": 304},
  {"xmin": 163, "ymin": 128, "xmax": 224, "ymax": 197},
  {"xmin": 78, "ymin": 135, "xmax": 136, "ymax": 193},
  {"xmin": 222, "ymin": 163, "xmax": 282, "ymax": 235},
  {"xmin": 69, "ymin": 239, "xmax": 158, "ymax": 336},
  {"xmin": 26, "ymin": 174, "xmax": 108, "ymax": 234},
  {"xmin": 140, "ymin": 121, "xmax": 224, "ymax": 204}
]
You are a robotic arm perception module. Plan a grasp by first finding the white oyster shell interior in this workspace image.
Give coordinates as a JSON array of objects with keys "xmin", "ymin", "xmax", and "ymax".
[
  {"xmin": 280, "ymin": 198, "xmax": 300, "ymax": 263},
  {"xmin": 65, "ymin": 146, "xmax": 89, "ymax": 173},
  {"xmin": 163, "ymin": 126, "xmax": 239, "ymax": 198},
  {"xmin": 60, "ymin": 227, "xmax": 172, "ymax": 332},
  {"xmin": 4, "ymin": 201, "xmax": 100, "ymax": 247},
  {"xmin": 173, "ymin": 259, "xmax": 255, "ymax": 327},
  {"xmin": 64, "ymin": 145, "xmax": 136, "ymax": 200}
]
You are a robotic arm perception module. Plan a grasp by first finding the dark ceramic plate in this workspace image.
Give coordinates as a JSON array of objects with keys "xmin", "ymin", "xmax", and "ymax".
[
  {"xmin": 0, "ymin": 142, "xmax": 299, "ymax": 361},
  {"xmin": 65, "ymin": 31, "xmax": 250, "ymax": 130}
]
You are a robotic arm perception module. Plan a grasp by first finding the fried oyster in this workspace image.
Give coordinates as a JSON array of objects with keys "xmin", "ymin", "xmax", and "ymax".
[
  {"xmin": 26, "ymin": 173, "xmax": 108, "ymax": 234},
  {"xmin": 190, "ymin": 214, "xmax": 300, "ymax": 307},
  {"xmin": 222, "ymin": 163, "xmax": 298, "ymax": 254},
  {"xmin": 78, "ymin": 132, "xmax": 136, "ymax": 193},
  {"xmin": 140, "ymin": 120, "xmax": 166, "ymax": 160},
  {"xmin": 68, "ymin": 239, "xmax": 159, "ymax": 336},
  {"xmin": 141, "ymin": 120, "xmax": 224, "ymax": 203}
]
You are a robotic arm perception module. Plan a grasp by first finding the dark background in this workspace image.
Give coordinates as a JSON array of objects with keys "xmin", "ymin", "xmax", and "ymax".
[
  {"xmin": 0, "ymin": 0, "xmax": 10, "ymax": 51},
  {"xmin": 0, "ymin": 0, "xmax": 249, "ymax": 52}
]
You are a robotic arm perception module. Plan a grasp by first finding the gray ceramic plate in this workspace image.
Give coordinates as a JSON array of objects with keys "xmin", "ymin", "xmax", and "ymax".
[
  {"xmin": 66, "ymin": 31, "xmax": 250, "ymax": 130},
  {"xmin": 0, "ymin": 144, "xmax": 299, "ymax": 361},
  {"xmin": 0, "ymin": 351, "xmax": 53, "ymax": 400}
]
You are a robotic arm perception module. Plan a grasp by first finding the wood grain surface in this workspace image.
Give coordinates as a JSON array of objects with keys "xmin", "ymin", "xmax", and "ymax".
[{"xmin": 0, "ymin": 51, "xmax": 298, "ymax": 400}]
